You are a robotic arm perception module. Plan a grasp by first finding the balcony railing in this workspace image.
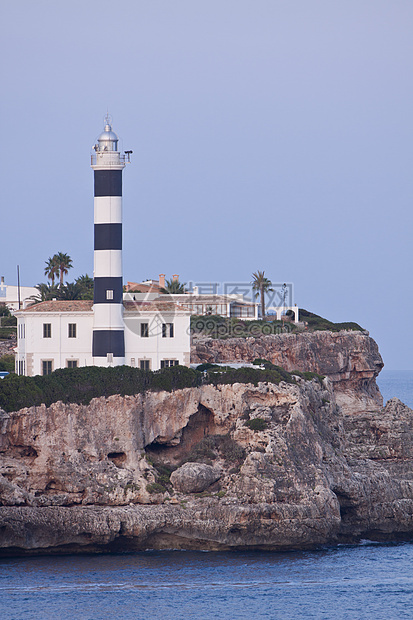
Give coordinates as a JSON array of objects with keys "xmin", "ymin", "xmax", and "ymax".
[{"xmin": 91, "ymin": 152, "xmax": 129, "ymax": 166}]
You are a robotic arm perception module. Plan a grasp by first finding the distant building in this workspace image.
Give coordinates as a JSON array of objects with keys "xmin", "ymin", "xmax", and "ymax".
[
  {"xmin": 0, "ymin": 276, "xmax": 37, "ymax": 311},
  {"xmin": 124, "ymin": 276, "xmax": 259, "ymax": 320}
]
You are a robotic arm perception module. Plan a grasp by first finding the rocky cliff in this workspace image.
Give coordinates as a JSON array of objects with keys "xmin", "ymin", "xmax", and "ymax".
[
  {"xmin": 192, "ymin": 330, "xmax": 384, "ymax": 415},
  {"xmin": 0, "ymin": 331, "xmax": 412, "ymax": 556}
]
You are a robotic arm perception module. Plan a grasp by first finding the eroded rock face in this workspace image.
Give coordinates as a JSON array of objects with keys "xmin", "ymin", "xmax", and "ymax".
[
  {"xmin": 0, "ymin": 361, "xmax": 412, "ymax": 555},
  {"xmin": 192, "ymin": 330, "xmax": 384, "ymax": 414}
]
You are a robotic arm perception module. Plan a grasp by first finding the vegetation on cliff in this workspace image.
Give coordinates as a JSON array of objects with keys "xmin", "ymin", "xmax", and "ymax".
[
  {"xmin": 191, "ymin": 311, "xmax": 363, "ymax": 339},
  {"xmin": 0, "ymin": 363, "xmax": 321, "ymax": 413},
  {"xmin": 191, "ymin": 315, "xmax": 294, "ymax": 338},
  {"xmin": 298, "ymin": 309, "xmax": 363, "ymax": 332}
]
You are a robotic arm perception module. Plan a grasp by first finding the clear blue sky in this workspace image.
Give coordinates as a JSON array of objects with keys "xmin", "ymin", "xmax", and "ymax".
[{"xmin": 1, "ymin": 1, "xmax": 412, "ymax": 369}]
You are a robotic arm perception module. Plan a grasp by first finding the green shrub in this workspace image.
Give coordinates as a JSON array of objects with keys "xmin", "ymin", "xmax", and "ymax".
[
  {"xmin": 252, "ymin": 358, "xmax": 272, "ymax": 366},
  {"xmin": 218, "ymin": 434, "xmax": 246, "ymax": 463},
  {"xmin": 0, "ymin": 306, "xmax": 11, "ymax": 317},
  {"xmin": 183, "ymin": 436, "xmax": 218, "ymax": 465},
  {"xmin": 124, "ymin": 482, "xmax": 140, "ymax": 492},
  {"xmin": 1, "ymin": 316, "xmax": 17, "ymax": 327},
  {"xmin": 191, "ymin": 315, "xmax": 295, "ymax": 339},
  {"xmin": 299, "ymin": 309, "xmax": 363, "ymax": 332},
  {"xmin": 0, "ymin": 354, "xmax": 15, "ymax": 373},
  {"xmin": 292, "ymin": 370, "xmax": 325, "ymax": 383},
  {"xmin": 245, "ymin": 418, "xmax": 268, "ymax": 432},
  {"xmin": 0, "ymin": 362, "xmax": 321, "ymax": 413},
  {"xmin": 206, "ymin": 366, "xmax": 295, "ymax": 387},
  {"xmin": 0, "ymin": 364, "xmax": 204, "ymax": 413},
  {"xmin": 152, "ymin": 463, "xmax": 175, "ymax": 488},
  {"xmin": 0, "ymin": 327, "xmax": 16, "ymax": 340},
  {"xmin": 146, "ymin": 482, "xmax": 167, "ymax": 494},
  {"xmin": 182, "ymin": 434, "xmax": 245, "ymax": 467},
  {"xmin": 252, "ymin": 358, "xmax": 282, "ymax": 370},
  {"xmin": 192, "ymin": 311, "xmax": 363, "ymax": 337},
  {"xmin": 196, "ymin": 363, "xmax": 220, "ymax": 372},
  {"xmin": 0, "ymin": 374, "xmax": 44, "ymax": 412}
]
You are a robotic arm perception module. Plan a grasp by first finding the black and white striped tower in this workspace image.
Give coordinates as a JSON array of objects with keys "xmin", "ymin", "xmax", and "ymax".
[{"xmin": 91, "ymin": 115, "xmax": 130, "ymax": 366}]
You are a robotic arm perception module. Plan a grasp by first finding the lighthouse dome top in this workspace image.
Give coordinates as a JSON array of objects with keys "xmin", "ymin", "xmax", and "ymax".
[{"xmin": 96, "ymin": 115, "xmax": 119, "ymax": 152}]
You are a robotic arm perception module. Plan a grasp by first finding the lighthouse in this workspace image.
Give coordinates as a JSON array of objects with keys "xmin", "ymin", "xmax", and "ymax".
[{"xmin": 91, "ymin": 115, "xmax": 130, "ymax": 366}]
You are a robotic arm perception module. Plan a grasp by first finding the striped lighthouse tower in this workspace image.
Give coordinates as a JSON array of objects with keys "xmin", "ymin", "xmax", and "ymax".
[{"xmin": 91, "ymin": 115, "xmax": 131, "ymax": 366}]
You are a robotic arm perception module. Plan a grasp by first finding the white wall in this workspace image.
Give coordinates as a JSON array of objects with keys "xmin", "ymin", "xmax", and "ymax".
[
  {"xmin": 16, "ymin": 312, "xmax": 94, "ymax": 376},
  {"xmin": 266, "ymin": 306, "xmax": 299, "ymax": 322},
  {"xmin": 124, "ymin": 310, "xmax": 191, "ymax": 370}
]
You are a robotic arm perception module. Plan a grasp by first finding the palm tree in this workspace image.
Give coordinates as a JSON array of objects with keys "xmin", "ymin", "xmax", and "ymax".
[
  {"xmin": 252, "ymin": 270, "xmax": 274, "ymax": 319},
  {"xmin": 29, "ymin": 283, "xmax": 59, "ymax": 304},
  {"xmin": 75, "ymin": 274, "xmax": 94, "ymax": 300},
  {"xmin": 44, "ymin": 256, "xmax": 59, "ymax": 286},
  {"xmin": 160, "ymin": 278, "xmax": 187, "ymax": 294},
  {"xmin": 55, "ymin": 252, "xmax": 73, "ymax": 286},
  {"xmin": 57, "ymin": 282, "xmax": 82, "ymax": 300}
]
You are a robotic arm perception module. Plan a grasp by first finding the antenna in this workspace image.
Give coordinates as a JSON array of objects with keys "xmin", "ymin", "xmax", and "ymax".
[{"xmin": 17, "ymin": 265, "xmax": 21, "ymax": 309}]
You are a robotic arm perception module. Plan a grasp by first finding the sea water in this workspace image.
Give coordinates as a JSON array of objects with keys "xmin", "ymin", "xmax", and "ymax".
[
  {"xmin": 0, "ymin": 371, "xmax": 412, "ymax": 620},
  {"xmin": 377, "ymin": 369, "xmax": 413, "ymax": 409},
  {"xmin": 1, "ymin": 545, "xmax": 413, "ymax": 619}
]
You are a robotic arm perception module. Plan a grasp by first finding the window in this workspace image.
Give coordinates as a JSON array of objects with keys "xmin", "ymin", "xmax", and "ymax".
[
  {"xmin": 162, "ymin": 323, "xmax": 174, "ymax": 338},
  {"xmin": 43, "ymin": 323, "xmax": 51, "ymax": 338},
  {"xmin": 68, "ymin": 323, "xmax": 77, "ymax": 338},
  {"xmin": 106, "ymin": 289, "xmax": 114, "ymax": 300},
  {"xmin": 141, "ymin": 323, "xmax": 149, "ymax": 337},
  {"xmin": 67, "ymin": 360, "xmax": 78, "ymax": 368},
  {"xmin": 18, "ymin": 360, "xmax": 24, "ymax": 375},
  {"xmin": 160, "ymin": 360, "xmax": 179, "ymax": 368},
  {"xmin": 42, "ymin": 360, "xmax": 53, "ymax": 375},
  {"xmin": 139, "ymin": 359, "xmax": 151, "ymax": 371}
]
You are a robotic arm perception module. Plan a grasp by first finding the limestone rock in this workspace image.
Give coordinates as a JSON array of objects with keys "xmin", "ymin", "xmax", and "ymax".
[
  {"xmin": 170, "ymin": 463, "xmax": 221, "ymax": 494},
  {"xmin": 0, "ymin": 331, "xmax": 412, "ymax": 555},
  {"xmin": 192, "ymin": 330, "xmax": 384, "ymax": 415}
]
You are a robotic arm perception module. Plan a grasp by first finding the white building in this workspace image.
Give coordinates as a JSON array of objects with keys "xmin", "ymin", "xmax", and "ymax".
[
  {"xmin": 15, "ymin": 299, "xmax": 190, "ymax": 376},
  {"xmin": 0, "ymin": 276, "xmax": 37, "ymax": 311},
  {"xmin": 124, "ymin": 276, "xmax": 260, "ymax": 319},
  {"xmin": 15, "ymin": 118, "xmax": 191, "ymax": 376}
]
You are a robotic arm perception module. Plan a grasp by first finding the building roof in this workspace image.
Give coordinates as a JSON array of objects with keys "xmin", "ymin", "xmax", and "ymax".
[
  {"xmin": 124, "ymin": 301, "xmax": 189, "ymax": 313},
  {"xmin": 17, "ymin": 299, "xmax": 189, "ymax": 314},
  {"xmin": 125, "ymin": 281, "xmax": 162, "ymax": 293},
  {"xmin": 18, "ymin": 300, "xmax": 94, "ymax": 313}
]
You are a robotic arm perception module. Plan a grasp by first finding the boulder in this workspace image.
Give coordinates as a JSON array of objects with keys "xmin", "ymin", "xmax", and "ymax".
[{"xmin": 170, "ymin": 463, "xmax": 221, "ymax": 494}]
